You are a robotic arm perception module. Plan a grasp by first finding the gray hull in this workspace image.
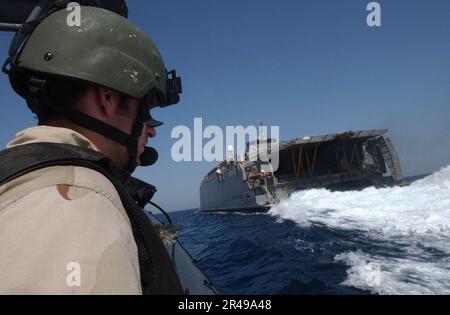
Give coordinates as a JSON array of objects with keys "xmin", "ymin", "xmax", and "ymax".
[
  {"xmin": 146, "ymin": 211, "xmax": 218, "ymax": 295},
  {"xmin": 200, "ymin": 129, "xmax": 404, "ymax": 213},
  {"xmin": 200, "ymin": 164, "xmax": 269, "ymax": 212}
]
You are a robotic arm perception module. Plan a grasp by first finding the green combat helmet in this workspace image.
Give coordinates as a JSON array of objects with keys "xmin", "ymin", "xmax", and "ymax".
[{"xmin": 5, "ymin": 6, "xmax": 182, "ymax": 171}]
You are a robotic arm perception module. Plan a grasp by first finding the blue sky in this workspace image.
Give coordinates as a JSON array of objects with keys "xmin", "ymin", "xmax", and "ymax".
[{"xmin": 1, "ymin": 0, "xmax": 449, "ymax": 211}]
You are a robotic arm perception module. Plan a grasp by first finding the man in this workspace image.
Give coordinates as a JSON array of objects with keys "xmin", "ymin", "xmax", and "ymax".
[{"xmin": 0, "ymin": 6, "xmax": 183, "ymax": 294}]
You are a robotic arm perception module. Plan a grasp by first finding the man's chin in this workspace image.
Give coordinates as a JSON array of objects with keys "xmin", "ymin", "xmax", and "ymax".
[{"xmin": 136, "ymin": 153, "xmax": 143, "ymax": 166}]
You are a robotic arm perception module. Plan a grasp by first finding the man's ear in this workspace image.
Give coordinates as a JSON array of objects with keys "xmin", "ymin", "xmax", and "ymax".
[{"xmin": 95, "ymin": 87, "xmax": 119, "ymax": 118}]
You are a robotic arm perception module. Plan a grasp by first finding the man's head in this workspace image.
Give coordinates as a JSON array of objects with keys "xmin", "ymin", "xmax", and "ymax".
[
  {"xmin": 6, "ymin": 6, "xmax": 181, "ymax": 172},
  {"xmin": 40, "ymin": 78, "xmax": 158, "ymax": 169}
]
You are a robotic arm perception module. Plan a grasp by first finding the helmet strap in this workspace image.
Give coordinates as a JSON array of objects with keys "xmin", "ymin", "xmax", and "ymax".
[
  {"xmin": 29, "ymin": 76, "xmax": 158, "ymax": 172},
  {"xmin": 61, "ymin": 105, "xmax": 158, "ymax": 173}
]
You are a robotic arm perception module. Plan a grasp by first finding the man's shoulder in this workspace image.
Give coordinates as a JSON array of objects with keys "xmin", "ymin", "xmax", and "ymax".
[
  {"xmin": 0, "ymin": 164, "xmax": 141, "ymax": 295},
  {"xmin": 70, "ymin": 165, "xmax": 124, "ymax": 208},
  {"xmin": 0, "ymin": 140, "xmax": 131, "ymax": 221},
  {"xmin": 0, "ymin": 164, "xmax": 126, "ymax": 217}
]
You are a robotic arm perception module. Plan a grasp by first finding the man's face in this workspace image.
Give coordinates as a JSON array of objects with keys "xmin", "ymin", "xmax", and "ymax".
[
  {"xmin": 111, "ymin": 96, "xmax": 157, "ymax": 167},
  {"xmin": 137, "ymin": 123, "xmax": 157, "ymax": 165}
]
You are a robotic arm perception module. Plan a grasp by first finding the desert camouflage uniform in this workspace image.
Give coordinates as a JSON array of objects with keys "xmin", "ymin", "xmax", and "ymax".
[{"xmin": 0, "ymin": 126, "xmax": 141, "ymax": 294}]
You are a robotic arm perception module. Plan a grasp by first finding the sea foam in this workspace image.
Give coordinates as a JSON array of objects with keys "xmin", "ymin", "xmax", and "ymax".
[{"xmin": 269, "ymin": 166, "xmax": 450, "ymax": 294}]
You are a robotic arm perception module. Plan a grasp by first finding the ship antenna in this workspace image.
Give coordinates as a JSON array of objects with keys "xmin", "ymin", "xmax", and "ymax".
[{"xmin": 258, "ymin": 121, "xmax": 267, "ymax": 141}]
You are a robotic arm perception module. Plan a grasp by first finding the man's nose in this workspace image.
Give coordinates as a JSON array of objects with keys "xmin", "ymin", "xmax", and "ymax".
[{"xmin": 146, "ymin": 126, "xmax": 157, "ymax": 138}]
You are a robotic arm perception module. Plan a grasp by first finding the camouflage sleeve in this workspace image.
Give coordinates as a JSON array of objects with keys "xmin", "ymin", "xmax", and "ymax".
[{"xmin": 0, "ymin": 183, "xmax": 142, "ymax": 295}]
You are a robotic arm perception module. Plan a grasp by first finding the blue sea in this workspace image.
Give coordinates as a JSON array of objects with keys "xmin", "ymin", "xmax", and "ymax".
[{"xmin": 157, "ymin": 167, "xmax": 450, "ymax": 295}]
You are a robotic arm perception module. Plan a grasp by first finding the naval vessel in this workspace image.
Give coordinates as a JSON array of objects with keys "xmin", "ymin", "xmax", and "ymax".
[{"xmin": 200, "ymin": 129, "xmax": 404, "ymax": 212}]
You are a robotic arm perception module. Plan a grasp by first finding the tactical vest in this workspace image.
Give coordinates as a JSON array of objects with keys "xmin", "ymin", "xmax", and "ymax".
[{"xmin": 0, "ymin": 142, "xmax": 183, "ymax": 295}]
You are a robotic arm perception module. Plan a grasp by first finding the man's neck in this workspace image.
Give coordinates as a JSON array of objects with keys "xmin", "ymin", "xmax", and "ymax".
[{"xmin": 41, "ymin": 119, "xmax": 128, "ymax": 168}]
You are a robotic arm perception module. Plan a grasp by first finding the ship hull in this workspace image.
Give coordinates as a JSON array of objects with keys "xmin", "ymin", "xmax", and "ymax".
[{"xmin": 200, "ymin": 163, "xmax": 270, "ymax": 212}]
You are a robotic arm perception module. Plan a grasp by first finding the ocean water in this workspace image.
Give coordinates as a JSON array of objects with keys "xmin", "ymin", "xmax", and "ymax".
[{"xmin": 162, "ymin": 166, "xmax": 450, "ymax": 295}]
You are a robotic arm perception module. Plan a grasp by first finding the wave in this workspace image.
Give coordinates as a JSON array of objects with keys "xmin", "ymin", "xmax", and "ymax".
[{"xmin": 269, "ymin": 166, "xmax": 450, "ymax": 294}]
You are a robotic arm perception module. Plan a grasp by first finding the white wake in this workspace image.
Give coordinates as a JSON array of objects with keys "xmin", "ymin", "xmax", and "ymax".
[{"xmin": 269, "ymin": 166, "xmax": 450, "ymax": 294}]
